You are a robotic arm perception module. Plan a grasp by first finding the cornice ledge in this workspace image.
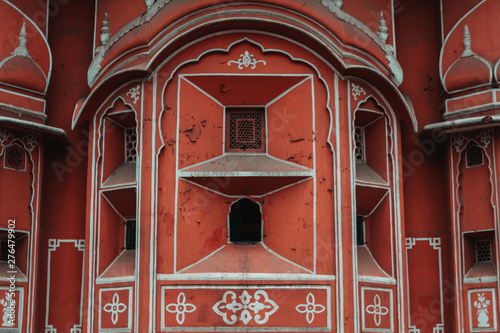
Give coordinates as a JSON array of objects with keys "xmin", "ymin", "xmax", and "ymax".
[
  {"xmin": 87, "ymin": 0, "xmax": 171, "ymax": 87},
  {"xmin": 318, "ymin": 0, "xmax": 402, "ymax": 86}
]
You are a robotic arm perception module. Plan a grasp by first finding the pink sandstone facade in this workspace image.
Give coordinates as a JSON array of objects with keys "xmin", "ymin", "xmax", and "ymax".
[{"xmin": 0, "ymin": 0, "xmax": 499, "ymax": 332}]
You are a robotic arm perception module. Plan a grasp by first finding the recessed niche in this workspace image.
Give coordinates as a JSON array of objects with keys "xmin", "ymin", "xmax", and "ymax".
[
  {"xmin": 354, "ymin": 98, "xmax": 389, "ymax": 184},
  {"xmin": 464, "ymin": 230, "xmax": 497, "ymax": 283},
  {"xmin": 101, "ymin": 108, "xmax": 137, "ymax": 186}
]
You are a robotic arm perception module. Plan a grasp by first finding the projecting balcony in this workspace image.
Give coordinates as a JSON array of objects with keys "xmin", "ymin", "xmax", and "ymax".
[{"xmin": 178, "ymin": 154, "xmax": 313, "ymax": 196}]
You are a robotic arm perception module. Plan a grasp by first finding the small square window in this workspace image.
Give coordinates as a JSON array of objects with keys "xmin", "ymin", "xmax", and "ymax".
[
  {"xmin": 476, "ymin": 240, "xmax": 492, "ymax": 262},
  {"xmin": 125, "ymin": 220, "xmax": 136, "ymax": 250},
  {"xmin": 354, "ymin": 127, "xmax": 365, "ymax": 162},
  {"xmin": 3, "ymin": 145, "xmax": 26, "ymax": 171},
  {"xmin": 467, "ymin": 145, "xmax": 483, "ymax": 168},
  {"xmin": 356, "ymin": 216, "xmax": 365, "ymax": 245},
  {"xmin": 225, "ymin": 108, "xmax": 265, "ymax": 152}
]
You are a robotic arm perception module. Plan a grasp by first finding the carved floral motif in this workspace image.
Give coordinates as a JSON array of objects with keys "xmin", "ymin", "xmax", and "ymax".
[
  {"xmin": 228, "ymin": 51, "xmax": 266, "ymax": 69},
  {"xmin": 296, "ymin": 293, "xmax": 325, "ymax": 324},
  {"xmin": 166, "ymin": 292, "xmax": 196, "ymax": 325},
  {"xmin": 103, "ymin": 293, "xmax": 127, "ymax": 326},
  {"xmin": 212, "ymin": 290, "xmax": 278, "ymax": 325},
  {"xmin": 366, "ymin": 294, "xmax": 389, "ymax": 327}
]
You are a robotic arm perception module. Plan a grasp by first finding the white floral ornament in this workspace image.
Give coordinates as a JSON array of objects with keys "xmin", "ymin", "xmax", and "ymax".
[
  {"xmin": 103, "ymin": 293, "xmax": 127, "ymax": 325},
  {"xmin": 296, "ymin": 293, "xmax": 326, "ymax": 324},
  {"xmin": 351, "ymin": 83, "xmax": 366, "ymax": 101},
  {"xmin": 166, "ymin": 292, "xmax": 196, "ymax": 325},
  {"xmin": 366, "ymin": 294, "xmax": 389, "ymax": 327},
  {"xmin": 126, "ymin": 85, "xmax": 141, "ymax": 104},
  {"xmin": 474, "ymin": 293, "xmax": 491, "ymax": 327},
  {"xmin": 228, "ymin": 51, "xmax": 266, "ymax": 69},
  {"xmin": 212, "ymin": 290, "xmax": 278, "ymax": 325}
]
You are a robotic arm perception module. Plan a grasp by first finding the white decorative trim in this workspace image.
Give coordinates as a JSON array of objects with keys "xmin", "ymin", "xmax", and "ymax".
[
  {"xmin": 87, "ymin": 0, "xmax": 171, "ymax": 86},
  {"xmin": 477, "ymin": 130, "xmax": 492, "ymax": 148},
  {"xmin": 405, "ymin": 238, "xmax": 444, "ymax": 333},
  {"xmin": 126, "ymin": 85, "xmax": 141, "ymax": 104},
  {"xmin": 377, "ymin": 12, "xmax": 389, "ymax": 44},
  {"xmin": 0, "ymin": 130, "xmax": 14, "ymax": 148},
  {"xmin": 461, "ymin": 25, "xmax": 474, "ymax": 58},
  {"xmin": 0, "ymin": 287, "xmax": 23, "ymax": 332},
  {"xmin": 21, "ymin": 134, "xmax": 39, "ymax": 152},
  {"xmin": 212, "ymin": 290, "xmax": 278, "ymax": 325},
  {"xmin": 227, "ymin": 50, "xmax": 266, "ymax": 69},
  {"xmin": 468, "ymin": 288, "xmax": 498, "ymax": 332},
  {"xmin": 45, "ymin": 240, "xmax": 85, "ymax": 333},
  {"xmin": 103, "ymin": 293, "xmax": 127, "ymax": 326},
  {"xmin": 157, "ymin": 273, "xmax": 335, "ymax": 281},
  {"xmin": 98, "ymin": 287, "xmax": 133, "ymax": 332},
  {"xmin": 317, "ymin": 0, "xmax": 401, "ymax": 85},
  {"xmin": 452, "ymin": 134, "xmax": 467, "ymax": 152},
  {"xmin": 366, "ymin": 294, "xmax": 389, "ymax": 327},
  {"xmin": 351, "ymin": 83, "xmax": 367, "ymax": 101},
  {"xmin": 295, "ymin": 293, "xmax": 326, "ymax": 324},
  {"xmin": 161, "ymin": 285, "xmax": 331, "ymax": 331},
  {"xmin": 166, "ymin": 293, "xmax": 196, "ymax": 325},
  {"xmin": 360, "ymin": 287, "xmax": 393, "ymax": 332}
]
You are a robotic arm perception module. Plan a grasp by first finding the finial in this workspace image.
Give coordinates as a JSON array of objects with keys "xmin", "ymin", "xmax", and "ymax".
[
  {"xmin": 145, "ymin": 0, "xmax": 155, "ymax": 9},
  {"xmin": 462, "ymin": 24, "xmax": 474, "ymax": 57},
  {"xmin": 377, "ymin": 11, "xmax": 389, "ymax": 43},
  {"xmin": 12, "ymin": 22, "xmax": 30, "ymax": 58},
  {"xmin": 100, "ymin": 13, "xmax": 110, "ymax": 46}
]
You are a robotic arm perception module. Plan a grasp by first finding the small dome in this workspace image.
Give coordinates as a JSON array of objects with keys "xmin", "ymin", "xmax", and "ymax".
[
  {"xmin": 0, "ymin": 22, "xmax": 47, "ymax": 93},
  {"xmin": 444, "ymin": 55, "xmax": 492, "ymax": 93},
  {"xmin": 0, "ymin": 55, "xmax": 46, "ymax": 92},
  {"xmin": 443, "ymin": 25, "xmax": 492, "ymax": 93}
]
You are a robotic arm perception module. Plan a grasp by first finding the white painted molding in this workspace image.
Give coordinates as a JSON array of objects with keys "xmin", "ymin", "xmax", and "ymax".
[{"xmin": 316, "ymin": 0, "xmax": 401, "ymax": 85}]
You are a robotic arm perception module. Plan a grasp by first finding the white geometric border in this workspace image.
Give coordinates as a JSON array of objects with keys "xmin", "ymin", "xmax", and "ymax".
[
  {"xmin": 45, "ymin": 239, "xmax": 85, "ymax": 333},
  {"xmin": 360, "ymin": 286, "xmax": 393, "ymax": 333},
  {"xmin": 160, "ymin": 285, "xmax": 331, "ymax": 332},
  {"xmin": 98, "ymin": 286, "xmax": 133, "ymax": 332},
  {"xmin": 405, "ymin": 237, "xmax": 444, "ymax": 333},
  {"xmin": 0, "ymin": 286, "xmax": 23, "ymax": 332},
  {"xmin": 468, "ymin": 288, "xmax": 497, "ymax": 332}
]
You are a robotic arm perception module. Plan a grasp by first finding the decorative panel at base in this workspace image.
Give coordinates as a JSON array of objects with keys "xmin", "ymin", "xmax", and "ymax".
[
  {"xmin": 161, "ymin": 285, "xmax": 331, "ymax": 331},
  {"xmin": 361, "ymin": 287, "xmax": 393, "ymax": 332},
  {"xmin": 99, "ymin": 287, "xmax": 133, "ymax": 332},
  {"xmin": 468, "ymin": 288, "xmax": 497, "ymax": 332},
  {"xmin": 0, "ymin": 287, "xmax": 23, "ymax": 332}
]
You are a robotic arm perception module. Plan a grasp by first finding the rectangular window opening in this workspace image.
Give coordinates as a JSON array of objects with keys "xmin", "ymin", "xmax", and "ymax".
[
  {"xmin": 356, "ymin": 215, "xmax": 365, "ymax": 246},
  {"xmin": 125, "ymin": 220, "xmax": 136, "ymax": 250},
  {"xmin": 226, "ymin": 108, "xmax": 265, "ymax": 152}
]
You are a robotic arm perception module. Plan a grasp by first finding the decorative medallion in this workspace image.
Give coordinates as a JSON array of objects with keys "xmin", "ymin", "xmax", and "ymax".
[
  {"xmin": 103, "ymin": 293, "xmax": 127, "ymax": 325},
  {"xmin": 212, "ymin": 290, "xmax": 278, "ymax": 325},
  {"xmin": 351, "ymin": 83, "xmax": 366, "ymax": 101},
  {"xmin": 366, "ymin": 294, "xmax": 389, "ymax": 327},
  {"xmin": 166, "ymin": 292, "xmax": 196, "ymax": 325},
  {"xmin": 126, "ymin": 85, "xmax": 141, "ymax": 104},
  {"xmin": 296, "ymin": 293, "xmax": 326, "ymax": 324},
  {"xmin": 228, "ymin": 51, "xmax": 266, "ymax": 69}
]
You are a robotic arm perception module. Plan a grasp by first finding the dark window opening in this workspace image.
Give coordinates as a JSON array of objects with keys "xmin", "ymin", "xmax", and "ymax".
[
  {"xmin": 229, "ymin": 198, "xmax": 262, "ymax": 243},
  {"xmin": 125, "ymin": 220, "xmax": 136, "ymax": 250},
  {"xmin": 125, "ymin": 128, "xmax": 138, "ymax": 163},
  {"xmin": 226, "ymin": 108, "xmax": 265, "ymax": 152},
  {"xmin": 476, "ymin": 240, "xmax": 492, "ymax": 262},
  {"xmin": 4, "ymin": 145, "xmax": 25, "ymax": 170},
  {"xmin": 356, "ymin": 216, "xmax": 365, "ymax": 245},
  {"xmin": 467, "ymin": 145, "xmax": 483, "ymax": 167},
  {"xmin": 354, "ymin": 127, "xmax": 365, "ymax": 162},
  {"xmin": 0, "ymin": 240, "xmax": 8, "ymax": 261}
]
